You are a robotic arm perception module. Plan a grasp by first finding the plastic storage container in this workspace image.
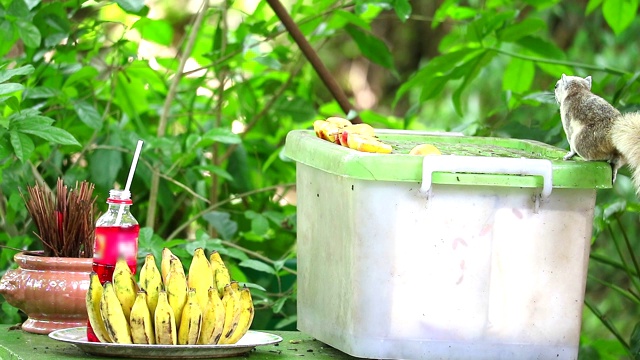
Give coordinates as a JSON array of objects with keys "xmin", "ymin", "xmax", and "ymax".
[{"xmin": 284, "ymin": 129, "xmax": 612, "ymax": 360}]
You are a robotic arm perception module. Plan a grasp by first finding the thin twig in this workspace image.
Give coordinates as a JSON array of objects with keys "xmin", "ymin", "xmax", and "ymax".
[
  {"xmin": 607, "ymin": 223, "xmax": 640, "ymax": 293},
  {"xmin": 210, "ymin": 1, "xmax": 230, "ymax": 237},
  {"xmin": 590, "ymin": 252, "xmax": 639, "ymax": 276},
  {"xmin": 166, "ymin": 183, "xmax": 294, "ymax": 241},
  {"xmin": 181, "ymin": 1, "xmax": 353, "ymax": 77},
  {"xmin": 219, "ymin": 56, "xmax": 306, "ymax": 164},
  {"xmin": 92, "ymin": 144, "xmax": 211, "ymax": 204},
  {"xmin": 584, "ymin": 298, "xmax": 631, "ymax": 352},
  {"xmin": 221, "ymin": 240, "xmax": 297, "ymax": 276},
  {"xmin": 587, "ymin": 274, "xmax": 640, "ymax": 305},
  {"xmin": 147, "ymin": 0, "xmax": 209, "ymax": 228},
  {"xmin": 489, "ymin": 47, "xmax": 629, "ymax": 75},
  {"xmin": 616, "ymin": 214, "xmax": 640, "ymax": 291}
]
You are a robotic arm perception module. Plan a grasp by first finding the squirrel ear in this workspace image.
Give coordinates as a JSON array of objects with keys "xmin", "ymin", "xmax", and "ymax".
[
  {"xmin": 585, "ymin": 76, "xmax": 592, "ymax": 89},
  {"xmin": 561, "ymin": 74, "xmax": 567, "ymax": 81}
]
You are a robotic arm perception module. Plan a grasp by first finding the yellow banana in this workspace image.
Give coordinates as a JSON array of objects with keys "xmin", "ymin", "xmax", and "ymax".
[
  {"xmin": 166, "ymin": 258, "xmax": 188, "ymax": 330},
  {"xmin": 188, "ymin": 248, "xmax": 214, "ymax": 311},
  {"xmin": 161, "ymin": 248, "xmax": 173, "ymax": 285},
  {"xmin": 112, "ymin": 258, "xmax": 137, "ymax": 322},
  {"xmin": 154, "ymin": 290, "xmax": 177, "ymax": 345},
  {"xmin": 225, "ymin": 286, "xmax": 255, "ymax": 344},
  {"xmin": 218, "ymin": 282, "xmax": 241, "ymax": 344},
  {"xmin": 129, "ymin": 290, "xmax": 155, "ymax": 344},
  {"xmin": 139, "ymin": 253, "xmax": 162, "ymax": 315},
  {"xmin": 85, "ymin": 272, "xmax": 112, "ymax": 343},
  {"xmin": 198, "ymin": 287, "xmax": 225, "ymax": 345},
  {"xmin": 210, "ymin": 251, "xmax": 231, "ymax": 297},
  {"xmin": 178, "ymin": 289, "xmax": 202, "ymax": 345},
  {"xmin": 100, "ymin": 281, "xmax": 132, "ymax": 344}
]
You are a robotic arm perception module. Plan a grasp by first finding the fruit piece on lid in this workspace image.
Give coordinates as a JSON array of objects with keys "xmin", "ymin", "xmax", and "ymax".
[
  {"xmin": 313, "ymin": 120, "xmax": 329, "ymax": 140},
  {"xmin": 325, "ymin": 117, "xmax": 352, "ymax": 128},
  {"xmin": 347, "ymin": 133, "xmax": 392, "ymax": 154},
  {"xmin": 339, "ymin": 123, "xmax": 375, "ymax": 147},
  {"xmin": 409, "ymin": 144, "xmax": 441, "ymax": 156}
]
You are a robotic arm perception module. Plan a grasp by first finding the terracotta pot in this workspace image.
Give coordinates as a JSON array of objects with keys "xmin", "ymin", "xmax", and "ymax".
[{"xmin": 0, "ymin": 252, "xmax": 92, "ymax": 334}]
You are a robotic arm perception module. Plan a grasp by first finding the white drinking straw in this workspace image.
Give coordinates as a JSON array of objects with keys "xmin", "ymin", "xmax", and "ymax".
[{"xmin": 114, "ymin": 140, "xmax": 144, "ymax": 226}]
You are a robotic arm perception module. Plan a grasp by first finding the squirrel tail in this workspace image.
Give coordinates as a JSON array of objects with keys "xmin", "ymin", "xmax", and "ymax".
[{"xmin": 612, "ymin": 112, "xmax": 640, "ymax": 194}]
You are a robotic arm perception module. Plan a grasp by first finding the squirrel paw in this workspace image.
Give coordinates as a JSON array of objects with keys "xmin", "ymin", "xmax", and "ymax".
[{"xmin": 563, "ymin": 150, "xmax": 576, "ymax": 161}]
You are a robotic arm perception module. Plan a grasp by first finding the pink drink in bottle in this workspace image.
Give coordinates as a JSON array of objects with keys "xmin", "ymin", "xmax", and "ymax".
[{"xmin": 87, "ymin": 189, "xmax": 139, "ymax": 342}]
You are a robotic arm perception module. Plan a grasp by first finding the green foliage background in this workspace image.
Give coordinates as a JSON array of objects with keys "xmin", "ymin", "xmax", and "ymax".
[{"xmin": 1, "ymin": 0, "xmax": 639, "ymax": 358}]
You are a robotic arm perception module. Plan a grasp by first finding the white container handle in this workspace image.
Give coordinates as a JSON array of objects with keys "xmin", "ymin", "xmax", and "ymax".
[{"xmin": 420, "ymin": 155, "xmax": 553, "ymax": 198}]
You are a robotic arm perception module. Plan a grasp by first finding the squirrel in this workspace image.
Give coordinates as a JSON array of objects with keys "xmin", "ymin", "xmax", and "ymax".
[{"xmin": 554, "ymin": 74, "xmax": 640, "ymax": 194}]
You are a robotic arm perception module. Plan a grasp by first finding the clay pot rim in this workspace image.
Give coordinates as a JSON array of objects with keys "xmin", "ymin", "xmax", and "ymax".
[{"xmin": 14, "ymin": 251, "xmax": 93, "ymax": 272}]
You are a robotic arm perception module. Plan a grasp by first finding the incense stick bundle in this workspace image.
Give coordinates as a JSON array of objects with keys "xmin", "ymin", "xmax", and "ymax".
[{"xmin": 21, "ymin": 178, "xmax": 96, "ymax": 258}]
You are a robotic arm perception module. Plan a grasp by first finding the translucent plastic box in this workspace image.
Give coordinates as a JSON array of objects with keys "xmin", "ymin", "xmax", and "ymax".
[{"xmin": 284, "ymin": 130, "xmax": 612, "ymax": 360}]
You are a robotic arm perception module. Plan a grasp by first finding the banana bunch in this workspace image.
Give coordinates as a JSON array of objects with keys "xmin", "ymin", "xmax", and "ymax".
[{"xmin": 86, "ymin": 248, "xmax": 255, "ymax": 346}]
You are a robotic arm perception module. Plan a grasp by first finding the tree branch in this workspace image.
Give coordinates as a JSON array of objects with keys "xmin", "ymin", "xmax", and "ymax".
[
  {"xmin": 265, "ymin": 0, "xmax": 360, "ymax": 122},
  {"xmin": 147, "ymin": 0, "xmax": 209, "ymax": 228}
]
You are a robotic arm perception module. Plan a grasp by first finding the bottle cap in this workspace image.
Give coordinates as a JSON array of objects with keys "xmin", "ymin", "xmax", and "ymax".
[{"xmin": 107, "ymin": 189, "xmax": 132, "ymax": 204}]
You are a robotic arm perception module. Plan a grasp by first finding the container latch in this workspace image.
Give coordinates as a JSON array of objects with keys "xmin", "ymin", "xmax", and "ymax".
[{"xmin": 420, "ymin": 156, "xmax": 553, "ymax": 211}]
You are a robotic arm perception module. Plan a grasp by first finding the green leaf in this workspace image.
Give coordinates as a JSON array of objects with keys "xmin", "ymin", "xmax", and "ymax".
[
  {"xmin": 502, "ymin": 58, "xmax": 535, "ymax": 93},
  {"xmin": 89, "ymin": 148, "xmax": 122, "ymax": 190},
  {"xmin": 445, "ymin": 5, "xmax": 477, "ymax": 20},
  {"xmin": 452, "ymin": 50, "xmax": 495, "ymax": 115},
  {"xmin": 432, "ymin": 0, "xmax": 457, "ymax": 28},
  {"xmin": 333, "ymin": 9, "xmax": 372, "ymax": 31},
  {"xmin": 0, "ymin": 83, "xmax": 24, "ymax": 96},
  {"xmin": 497, "ymin": 18, "xmax": 547, "ymax": 42},
  {"xmin": 515, "ymin": 36, "xmax": 573, "ymax": 76},
  {"xmin": 201, "ymin": 128, "xmax": 241, "ymax": 145},
  {"xmin": 12, "ymin": 115, "xmax": 54, "ymax": 130},
  {"xmin": 630, "ymin": 322, "xmax": 640, "ymax": 358},
  {"xmin": 0, "ymin": 65, "xmax": 34, "ymax": 83},
  {"xmin": 7, "ymin": 0, "xmax": 29, "ymax": 17},
  {"xmin": 274, "ymin": 315, "xmax": 297, "ymax": 329},
  {"xmin": 73, "ymin": 100, "xmax": 103, "ymax": 130},
  {"xmin": 238, "ymin": 259, "xmax": 276, "ymax": 275},
  {"xmin": 116, "ymin": 0, "xmax": 145, "ymax": 13},
  {"xmin": 603, "ymin": 200, "xmax": 626, "ymax": 219},
  {"xmin": 9, "ymin": 130, "xmax": 34, "ymax": 162},
  {"xmin": 132, "ymin": 18, "xmax": 174, "ymax": 46},
  {"xmin": 15, "ymin": 20, "xmax": 41, "ymax": 48},
  {"xmin": 395, "ymin": 48, "xmax": 484, "ymax": 104},
  {"xmin": 393, "ymin": 0, "xmax": 412, "ymax": 21},
  {"xmin": 193, "ymin": 165, "xmax": 234, "ymax": 182},
  {"xmin": 19, "ymin": 126, "xmax": 80, "ymax": 146},
  {"xmin": 246, "ymin": 211, "xmax": 270, "ymax": 236},
  {"xmin": 272, "ymin": 296, "xmax": 287, "ymax": 313},
  {"xmin": 5, "ymin": 96, "xmax": 19, "ymax": 111},
  {"xmin": 586, "ymin": 0, "xmax": 604, "ymax": 14},
  {"xmin": 602, "ymin": 0, "xmax": 638, "ymax": 35},
  {"xmin": 345, "ymin": 25, "xmax": 395, "ymax": 70},
  {"xmin": 0, "ymin": 20, "xmax": 18, "ymax": 58},
  {"xmin": 251, "ymin": 215, "xmax": 270, "ymax": 236},
  {"xmin": 522, "ymin": 0, "xmax": 560, "ymax": 8},
  {"xmin": 419, "ymin": 76, "xmax": 449, "ymax": 102},
  {"xmin": 273, "ymin": 96, "xmax": 316, "ymax": 122},
  {"xmin": 63, "ymin": 66, "xmax": 100, "ymax": 88},
  {"xmin": 24, "ymin": 86, "xmax": 58, "ymax": 99},
  {"xmin": 202, "ymin": 211, "xmax": 238, "ymax": 240}
]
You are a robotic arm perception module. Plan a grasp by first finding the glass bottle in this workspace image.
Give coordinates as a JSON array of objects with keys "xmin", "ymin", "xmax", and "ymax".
[{"xmin": 87, "ymin": 189, "xmax": 139, "ymax": 342}]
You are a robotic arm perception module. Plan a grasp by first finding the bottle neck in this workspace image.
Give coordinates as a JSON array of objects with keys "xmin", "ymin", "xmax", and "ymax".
[{"xmin": 107, "ymin": 203, "xmax": 131, "ymax": 212}]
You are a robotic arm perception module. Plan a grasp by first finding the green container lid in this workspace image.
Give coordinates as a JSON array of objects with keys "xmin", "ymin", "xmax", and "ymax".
[{"xmin": 284, "ymin": 130, "xmax": 612, "ymax": 190}]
